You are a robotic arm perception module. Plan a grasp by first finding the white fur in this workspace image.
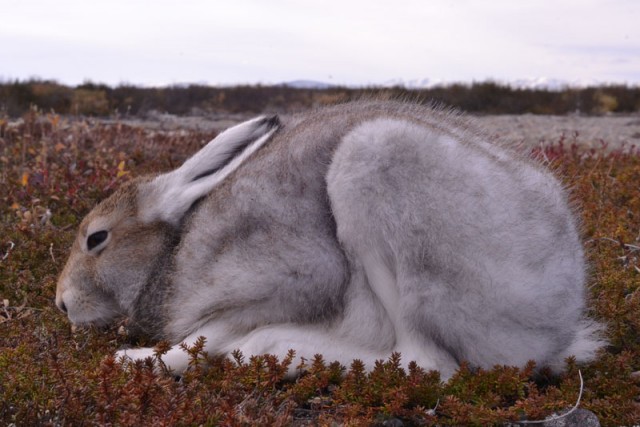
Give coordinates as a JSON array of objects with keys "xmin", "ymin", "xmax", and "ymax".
[{"xmin": 59, "ymin": 101, "xmax": 605, "ymax": 379}]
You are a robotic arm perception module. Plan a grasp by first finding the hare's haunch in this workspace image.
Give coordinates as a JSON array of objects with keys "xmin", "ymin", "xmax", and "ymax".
[{"xmin": 56, "ymin": 101, "xmax": 604, "ymax": 378}]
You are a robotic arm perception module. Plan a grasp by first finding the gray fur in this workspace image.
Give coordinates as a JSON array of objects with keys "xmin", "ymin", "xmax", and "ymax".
[{"xmin": 56, "ymin": 100, "xmax": 604, "ymax": 378}]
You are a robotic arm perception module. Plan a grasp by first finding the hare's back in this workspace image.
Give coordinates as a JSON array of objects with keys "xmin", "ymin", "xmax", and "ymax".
[{"xmin": 324, "ymin": 110, "xmax": 586, "ymax": 368}]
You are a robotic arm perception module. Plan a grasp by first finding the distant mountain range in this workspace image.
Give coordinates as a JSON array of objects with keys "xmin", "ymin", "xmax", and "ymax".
[
  {"xmin": 282, "ymin": 77, "xmax": 618, "ymax": 91},
  {"xmin": 280, "ymin": 80, "xmax": 338, "ymax": 89}
]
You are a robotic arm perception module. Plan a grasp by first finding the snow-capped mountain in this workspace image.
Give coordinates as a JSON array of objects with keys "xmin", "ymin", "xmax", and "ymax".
[
  {"xmin": 281, "ymin": 77, "xmax": 620, "ymax": 91},
  {"xmin": 379, "ymin": 77, "xmax": 609, "ymax": 91},
  {"xmin": 281, "ymin": 80, "xmax": 337, "ymax": 89}
]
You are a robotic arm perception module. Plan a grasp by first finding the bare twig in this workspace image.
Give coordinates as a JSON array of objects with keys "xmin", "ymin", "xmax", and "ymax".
[
  {"xmin": 40, "ymin": 208, "xmax": 52, "ymax": 226},
  {"xmin": 425, "ymin": 398, "xmax": 440, "ymax": 416},
  {"xmin": 1, "ymin": 241, "xmax": 15, "ymax": 261},
  {"xmin": 625, "ymin": 243, "xmax": 640, "ymax": 252},
  {"xmin": 515, "ymin": 370, "xmax": 584, "ymax": 425},
  {"xmin": 587, "ymin": 237, "xmax": 640, "ymax": 272},
  {"xmin": 588, "ymin": 237, "xmax": 640, "ymax": 252}
]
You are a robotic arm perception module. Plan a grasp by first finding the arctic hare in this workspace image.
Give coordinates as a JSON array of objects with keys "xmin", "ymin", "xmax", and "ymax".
[{"xmin": 56, "ymin": 100, "xmax": 603, "ymax": 378}]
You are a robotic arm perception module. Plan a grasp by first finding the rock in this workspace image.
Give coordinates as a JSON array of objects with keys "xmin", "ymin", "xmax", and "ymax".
[
  {"xmin": 541, "ymin": 408, "xmax": 600, "ymax": 427},
  {"xmin": 507, "ymin": 408, "xmax": 600, "ymax": 427},
  {"xmin": 381, "ymin": 418, "xmax": 404, "ymax": 427}
]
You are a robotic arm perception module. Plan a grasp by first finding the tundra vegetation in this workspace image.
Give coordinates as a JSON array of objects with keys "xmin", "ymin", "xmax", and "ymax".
[
  {"xmin": 1, "ymin": 105, "xmax": 639, "ymax": 426},
  {"xmin": 1, "ymin": 79, "xmax": 640, "ymax": 116}
]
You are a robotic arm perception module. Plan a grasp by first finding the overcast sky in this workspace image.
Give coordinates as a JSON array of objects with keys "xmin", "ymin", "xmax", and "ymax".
[{"xmin": 2, "ymin": 0, "xmax": 639, "ymax": 87}]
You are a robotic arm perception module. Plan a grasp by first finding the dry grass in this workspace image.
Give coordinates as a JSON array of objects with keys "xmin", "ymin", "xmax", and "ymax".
[{"xmin": 1, "ymin": 109, "xmax": 639, "ymax": 426}]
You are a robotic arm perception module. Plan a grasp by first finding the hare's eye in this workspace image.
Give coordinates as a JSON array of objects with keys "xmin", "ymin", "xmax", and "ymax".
[{"xmin": 87, "ymin": 230, "xmax": 109, "ymax": 251}]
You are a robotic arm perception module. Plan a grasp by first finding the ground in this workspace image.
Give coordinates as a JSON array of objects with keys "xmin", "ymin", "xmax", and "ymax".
[{"xmin": 1, "ymin": 110, "xmax": 639, "ymax": 425}]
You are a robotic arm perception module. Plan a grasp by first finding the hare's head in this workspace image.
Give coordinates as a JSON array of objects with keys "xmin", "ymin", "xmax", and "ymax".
[
  {"xmin": 55, "ymin": 178, "xmax": 176, "ymax": 326},
  {"xmin": 56, "ymin": 115, "xmax": 280, "ymax": 326}
]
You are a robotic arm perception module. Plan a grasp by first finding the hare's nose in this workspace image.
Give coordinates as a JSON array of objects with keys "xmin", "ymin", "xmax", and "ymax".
[{"xmin": 57, "ymin": 299, "xmax": 68, "ymax": 314}]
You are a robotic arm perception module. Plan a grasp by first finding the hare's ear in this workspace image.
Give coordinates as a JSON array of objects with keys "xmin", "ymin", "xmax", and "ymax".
[{"xmin": 138, "ymin": 115, "xmax": 280, "ymax": 224}]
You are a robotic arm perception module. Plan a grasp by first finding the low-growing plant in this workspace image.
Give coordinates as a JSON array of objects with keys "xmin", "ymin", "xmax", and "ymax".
[
  {"xmin": 2, "ymin": 79, "xmax": 640, "ymax": 117},
  {"xmin": 1, "ymin": 111, "xmax": 639, "ymax": 425}
]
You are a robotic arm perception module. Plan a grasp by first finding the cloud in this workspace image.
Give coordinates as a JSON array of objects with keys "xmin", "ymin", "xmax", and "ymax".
[{"xmin": 2, "ymin": 0, "xmax": 639, "ymax": 86}]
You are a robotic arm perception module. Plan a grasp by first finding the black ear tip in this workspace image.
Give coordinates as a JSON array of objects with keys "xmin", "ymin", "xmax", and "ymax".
[{"xmin": 262, "ymin": 115, "xmax": 281, "ymax": 130}]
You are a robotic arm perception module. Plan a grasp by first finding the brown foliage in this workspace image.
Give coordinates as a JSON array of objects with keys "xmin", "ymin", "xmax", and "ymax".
[
  {"xmin": 1, "ymin": 111, "xmax": 639, "ymax": 425},
  {"xmin": 2, "ymin": 79, "xmax": 640, "ymax": 117}
]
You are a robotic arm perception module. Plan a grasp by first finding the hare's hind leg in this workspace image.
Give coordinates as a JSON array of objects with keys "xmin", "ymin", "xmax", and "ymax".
[
  {"xmin": 207, "ymin": 255, "xmax": 453, "ymax": 378},
  {"xmin": 355, "ymin": 251, "xmax": 458, "ymax": 377},
  {"xmin": 325, "ymin": 119, "xmax": 459, "ymax": 377},
  {"xmin": 228, "ymin": 323, "xmax": 389, "ymax": 376}
]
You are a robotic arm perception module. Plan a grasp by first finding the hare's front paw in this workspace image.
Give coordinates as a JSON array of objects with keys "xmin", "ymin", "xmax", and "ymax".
[{"xmin": 115, "ymin": 347, "xmax": 156, "ymax": 364}]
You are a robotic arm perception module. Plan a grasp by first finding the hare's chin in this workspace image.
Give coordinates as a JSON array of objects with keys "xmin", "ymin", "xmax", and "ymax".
[{"xmin": 68, "ymin": 310, "xmax": 120, "ymax": 329}]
